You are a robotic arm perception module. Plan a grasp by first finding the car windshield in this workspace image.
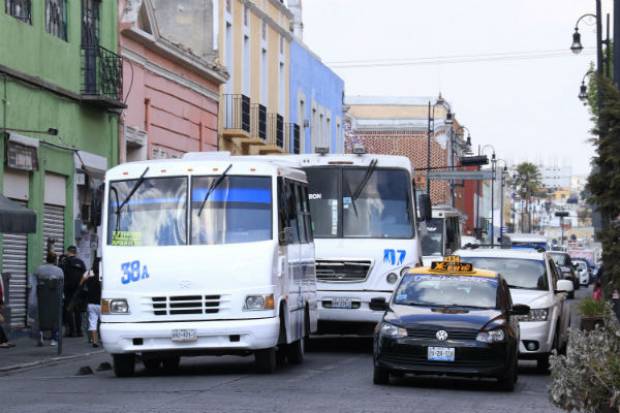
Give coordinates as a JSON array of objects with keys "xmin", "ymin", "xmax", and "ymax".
[
  {"xmin": 304, "ymin": 166, "xmax": 414, "ymax": 239},
  {"xmin": 108, "ymin": 177, "xmax": 187, "ymax": 246},
  {"xmin": 459, "ymin": 257, "xmax": 549, "ymax": 291},
  {"xmin": 393, "ymin": 274, "xmax": 498, "ymax": 309},
  {"xmin": 422, "ymin": 218, "xmax": 443, "ymax": 256},
  {"xmin": 191, "ymin": 176, "xmax": 272, "ymax": 245},
  {"xmin": 550, "ymin": 253, "xmax": 572, "ymax": 267}
]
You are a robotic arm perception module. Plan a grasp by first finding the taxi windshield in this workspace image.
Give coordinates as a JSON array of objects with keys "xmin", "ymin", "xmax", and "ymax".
[
  {"xmin": 393, "ymin": 273, "xmax": 498, "ymax": 309},
  {"xmin": 459, "ymin": 257, "xmax": 549, "ymax": 291}
]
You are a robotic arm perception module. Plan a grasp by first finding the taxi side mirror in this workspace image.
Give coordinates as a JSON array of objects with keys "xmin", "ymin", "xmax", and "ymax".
[{"xmin": 511, "ymin": 304, "xmax": 530, "ymax": 316}]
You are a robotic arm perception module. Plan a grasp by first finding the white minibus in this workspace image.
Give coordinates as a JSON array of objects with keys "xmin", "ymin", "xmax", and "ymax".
[
  {"xmin": 100, "ymin": 153, "xmax": 317, "ymax": 376},
  {"xmin": 421, "ymin": 204, "xmax": 463, "ymax": 266},
  {"xmin": 262, "ymin": 151, "xmax": 427, "ymax": 335}
]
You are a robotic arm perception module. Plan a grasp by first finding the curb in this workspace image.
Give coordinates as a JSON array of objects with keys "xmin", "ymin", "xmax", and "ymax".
[{"xmin": 0, "ymin": 349, "xmax": 105, "ymax": 374}]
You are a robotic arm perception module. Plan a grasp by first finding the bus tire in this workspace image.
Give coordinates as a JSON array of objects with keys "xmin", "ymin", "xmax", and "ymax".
[
  {"xmin": 255, "ymin": 348, "xmax": 277, "ymax": 374},
  {"xmin": 162, "ymin": 356, "xmax": 180, "ymax": 372},
  {"xmin": 113, "ymin": 353, "xmax": 136, "ymax": 378},
  {"xmin": 143, "ymin": 358, "xmax": 161, "ymax": 371},
  {"xmin": 287, "ymin": 309, "xmax": 308, "ymax": 365}
]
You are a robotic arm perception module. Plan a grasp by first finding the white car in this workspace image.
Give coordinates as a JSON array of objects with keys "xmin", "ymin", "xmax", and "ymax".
[
  {"xmin": 572, "ymin": 259, "xmax": 591, "ymax": 286},
  {"xmin": 456, "ymin": 248, "xmax": 574, "ymax": 372}
]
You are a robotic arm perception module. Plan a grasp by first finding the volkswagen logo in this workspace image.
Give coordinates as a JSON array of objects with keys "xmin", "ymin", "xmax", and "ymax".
[{"xmin": 436, "ymin": 330, "xmax": 448, "ymax": 341}]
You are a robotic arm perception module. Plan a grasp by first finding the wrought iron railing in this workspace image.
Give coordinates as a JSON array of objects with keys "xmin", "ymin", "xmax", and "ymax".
[
  {"xmin": 81, "ymin": 45, "xmax": 123, "ymax": 103},
  {"xmin": 288, "ymin": 123, "xmax": 301, "ymax": 154},
  {"xmin": 224, "ymin": 94, "xmax": 251, "ymax": 133},
  {"xmin": 5, "ymin": 0, "xmax": 31, "ymax": 24},
  {"xmin": 251, "ymin": 103, "xmax": 267, "ymax": 140},
  {"xmin": 268, "ymin": 114, "xmax": 285, "ymax": 149}
]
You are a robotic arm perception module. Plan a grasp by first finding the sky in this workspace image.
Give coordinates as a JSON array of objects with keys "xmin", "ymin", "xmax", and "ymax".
[{"xmin": 299, "ymin": 0, "xmax": 613, "ymax": 176}]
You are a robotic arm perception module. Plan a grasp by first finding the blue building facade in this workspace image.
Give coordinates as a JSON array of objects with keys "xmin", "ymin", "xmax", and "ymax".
[{"xmin": 289, "ymin": 39, "xmax": 345, "ymax": 154}]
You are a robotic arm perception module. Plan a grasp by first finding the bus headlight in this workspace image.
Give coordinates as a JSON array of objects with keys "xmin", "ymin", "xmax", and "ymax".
[
  {"xmin": 101, "ymin": 299, "xmax": 129, "ymax": 314},
  {"xmin": 244, "ymin": 294, "xmax": 275, "ymax": 311},
  {"xmin": 386, "ymin": 273, "xmax": 398, "ymax": 284}
]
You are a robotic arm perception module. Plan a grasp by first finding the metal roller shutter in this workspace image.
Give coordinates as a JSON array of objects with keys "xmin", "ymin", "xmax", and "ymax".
[
  {"xmin": 43, "ymin": 204, "xmax": 65, "ymax": 259},
  {"xmin": 2, "ymin": 200, "xmax": 29, "ymax": 328}
]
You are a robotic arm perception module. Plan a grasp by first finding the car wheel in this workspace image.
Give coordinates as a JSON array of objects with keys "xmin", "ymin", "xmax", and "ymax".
[
  {"xmin": 497, "ymin": 360, "xmax": 517, "ymax": 391},
  {"xmin": 373, "ymin": 365, "xmax": 390, "ymax": 385},
  {"xmin": 255, "ymin": 348, "xmax": 277, "ymax": 374},
  {"xmin": 113, "ymin": 353, "xmax": 136, "ymax": 378},
  {"xmin": 143, "ymin": 358, "xmax": 161, "ymax": 371}
]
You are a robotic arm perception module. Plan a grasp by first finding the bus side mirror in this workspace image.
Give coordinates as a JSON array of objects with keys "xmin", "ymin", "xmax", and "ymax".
[
  {"xmin": 418, "ymin": 194, "xmax": 432, "ymax": 222},
  {"xmin": 279, "ymin": 227, "xmax": 294, "ymax": 246}
]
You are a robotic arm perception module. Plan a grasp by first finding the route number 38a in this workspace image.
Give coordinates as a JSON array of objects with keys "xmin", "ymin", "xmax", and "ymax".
[{"xmin": 121, "ymin": 260, "xmax": 150, "ymax": 285}]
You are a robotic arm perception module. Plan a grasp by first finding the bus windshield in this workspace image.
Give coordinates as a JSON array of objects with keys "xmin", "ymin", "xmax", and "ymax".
[
  {"xmin": 108, "ymin": 177, "xmax": 187, "ymax": 246},
  {"xmin": 191, "ymin": 175, "xmax": 272, "ymax": 245},
  {"xmin": 305, "ymin": 167, "xmax": 414, "ymax": 239}
]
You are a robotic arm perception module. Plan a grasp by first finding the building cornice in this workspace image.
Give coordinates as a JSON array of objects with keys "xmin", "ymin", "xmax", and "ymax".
[
  {"xmin": 122, "ymin": 47, "xmax": 221, "ymax": 102},
  {"xmin": 123, "ymin": 27, "xmax": 229, "ymax": 85},
  {"xmin": 245, "ymin": 1, "xmax": 294, "ymax": 41}
]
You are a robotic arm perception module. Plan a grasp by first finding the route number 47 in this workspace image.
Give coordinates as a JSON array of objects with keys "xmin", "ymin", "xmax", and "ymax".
[{"xmin": 121, "ymin": 260, "xmax": 150, "ymax": 285}]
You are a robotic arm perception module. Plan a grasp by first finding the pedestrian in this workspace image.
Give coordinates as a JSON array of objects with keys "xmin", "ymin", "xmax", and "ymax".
[
  {"xmin": 0, "ymin": 274, "xmax": 15, "ymax": 348},
  {"xmin": 81, "ymin": 264, "xmax": 101, "ymax": 348},
  {"xmin": 34, "ymin": 252, "xmax": 64, "ymax": 346},
  {"xmin": 592, "ymin": 280, "xmax": 603, "ymax": 301},
  {"xmin": 61, "ymin": 246, "xmax": 86, "ymax": 337}
]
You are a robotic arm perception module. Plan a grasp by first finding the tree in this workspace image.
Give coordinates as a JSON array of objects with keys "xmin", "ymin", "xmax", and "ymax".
[
  {"xmin": 587, "ymin": 75, "xmax": 620, "ymax": 292},
  {"xmin": 510, "ymin": 162, "xmax": 542, "ymax": 233}
]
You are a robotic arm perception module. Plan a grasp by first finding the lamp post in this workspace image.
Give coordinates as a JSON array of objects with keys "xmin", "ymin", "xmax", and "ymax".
[
  {"xmin": 555, "ymin": 211, "xmax": 570, "ymax": 248},
  {"xmin": 426, "ymin": 94, "xmax": 453, "ymax": 203},
  {"xmin": 480, "ymin": 145, "xmax": 496, "ymax": 245},
  {"xmin": 496, "ymin": 159, "xmax": 509, "ymax": 244},
  {"xmin": 578, "ymin": 69, "xmax": 595, "ymax": 103}
]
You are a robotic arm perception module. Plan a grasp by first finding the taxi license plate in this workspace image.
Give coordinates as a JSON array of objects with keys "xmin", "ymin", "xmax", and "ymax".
[
  {"xmin": 427, "ymin": 347, "xmax": 455, "ymax": 362},
  {"xmin": 171, "ymin": 329, "xmax": 197, "ymax": 343},
  {"xmin": 330, "ymin": 297, "xmax": 353, "ymax": 309}
]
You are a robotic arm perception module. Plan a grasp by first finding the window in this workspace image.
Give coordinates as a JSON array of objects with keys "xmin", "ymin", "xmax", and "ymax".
[
  {"xmin": 5, "ymin": 0, "xmax": 31, "ymax": 24},
  {"xmin": 243, "ymin": 35, "xmax": 250, "ymax": 95},
  {"xmin": 294, "ymin": 183, "xmax": 306, "ymax": 244},
  {"xmin": 46, "ymin": 0, "xmax": 67, "ymax": 40},
  {"xmin": 81, "ymin": 0, "xmax": 100, "ymax": 47},
  {"xmin": 286, "ymin": 180, "xmax": 301, "ymax": 244},
  {"xmin": 301, "ymin": 185, "xmax": 313, "ymax": 242}
]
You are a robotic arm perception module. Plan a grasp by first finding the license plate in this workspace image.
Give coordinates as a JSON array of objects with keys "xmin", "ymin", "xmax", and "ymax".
[
  {"xmin": 329, "ymin": 297, "xmax": 354, "ymax": 309},
  {"xmin": 171, "ymin": 329, "xmax": 197, "ymax": 343},
  {"xmin": 427, "ymin": 347, "xmax": 455, "ymax": 362}
]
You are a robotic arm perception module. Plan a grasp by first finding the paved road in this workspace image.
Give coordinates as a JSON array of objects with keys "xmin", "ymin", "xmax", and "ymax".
[{"xmin": 1, "ymin": 288, "xmax": 590, "ymax": 413}]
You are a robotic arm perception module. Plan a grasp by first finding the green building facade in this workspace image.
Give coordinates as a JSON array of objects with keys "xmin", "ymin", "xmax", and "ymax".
[{"xmin": 0, "ymin": 0, "xmax": 123, "ymax": 331}]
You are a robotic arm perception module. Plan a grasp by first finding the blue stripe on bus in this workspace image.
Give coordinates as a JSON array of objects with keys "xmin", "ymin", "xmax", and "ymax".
[{"xmin": 191, "ymin": 188, "xmax": 271, "ymax": 204}]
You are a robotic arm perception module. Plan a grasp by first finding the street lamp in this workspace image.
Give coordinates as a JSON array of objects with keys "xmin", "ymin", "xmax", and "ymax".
[
  {"xmin": 578, "ymin": 69, "xmax": 594, "ymax": 103},
  {"xmin": 480, "ymin": 144, "xmax": 496, "ymax": 246},
  {"xmin": 426, "ymin": 94, "xmax": 453, "ymax": 202},
  {"xmin": 496, "ymin": 159, "xmax": 509, "ymax": 244}
]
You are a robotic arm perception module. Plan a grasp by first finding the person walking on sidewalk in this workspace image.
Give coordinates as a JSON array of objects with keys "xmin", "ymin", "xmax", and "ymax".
[
  {"xmin": 592, "ymin": 280, "xmax": 603, "ymax": 301},
  {"xmin": 34, "ymin": 252, "xmax": 64, "ymax": 346},
  {"xmin": 0, "ymin": 274, "xmax": 15, "ymax": 348},
  {"xmin": 81, "ymin": 264, "xmax": 101, "ymax": 348},
  {"xmin": 61, "ymin": 246, "xmax": 86, "ymax": 337}
]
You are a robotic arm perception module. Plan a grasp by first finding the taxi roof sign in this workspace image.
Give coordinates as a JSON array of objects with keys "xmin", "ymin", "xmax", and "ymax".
[
  {"xmin": 430, "ymin": 261, "xmax": 474, "ymax": 272},
  {"xmin": 406, "ymin": 255, "xmax": 498, "ymax": 278}
]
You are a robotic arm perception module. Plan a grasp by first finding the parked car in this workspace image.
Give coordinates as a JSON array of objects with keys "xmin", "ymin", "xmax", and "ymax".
[
  {"xmin": 549, "ymin": 252, "xmax": 579, "ymax": 294},
  {"xmin": 457, "ymin": 248, "xmax": 573, "ymax": 372},
  {"xmin": 572, "ymin": 258, "xmax": 592, "ymax": 286}
]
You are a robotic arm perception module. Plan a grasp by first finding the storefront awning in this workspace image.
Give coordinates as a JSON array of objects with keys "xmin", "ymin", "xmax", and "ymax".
[{"xmin": 0, "ymin": 195, "xmax": 36, "ymax": 234}]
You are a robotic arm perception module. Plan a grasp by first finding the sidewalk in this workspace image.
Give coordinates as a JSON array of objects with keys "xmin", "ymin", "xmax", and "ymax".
[{"xmin": 0, "ymin": 333, "xmax": 104, "ymax": 373}]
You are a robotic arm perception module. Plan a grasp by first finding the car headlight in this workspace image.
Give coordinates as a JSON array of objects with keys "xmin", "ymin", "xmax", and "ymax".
[
  {"xmin": 476, "ymin": 329, "xmax": 505, "ymax": 343},
  {"xmin": 518, "ymin": 308, "xmax": 549, "ymax": 322},
  {"xmin": 386, "ymin": 272, "xmax": 399, "ymax": 284},
  {"xmin": 101, "ymin": 298, "xmax": 129, "ymax": 314},
  {"xmin": 379, "ymin": 322, "xmax": 408, "ymax": 338},
  {"xmin": 244, "ymin": 294, "xmax": 275, "ymax": 311}
]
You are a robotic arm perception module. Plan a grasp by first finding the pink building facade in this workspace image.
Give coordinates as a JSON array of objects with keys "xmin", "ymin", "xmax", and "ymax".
[{"xmin": 118, "ymin": 0, "xmax": 228, "ymax": 162}]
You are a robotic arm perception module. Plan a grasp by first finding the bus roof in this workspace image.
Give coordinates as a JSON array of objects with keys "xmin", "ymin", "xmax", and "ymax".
[
  {"xmin": 256, "ymin": 153, "xmax": 414, "ymax": 172},
  {"xmin": 506, "ymin": 233, "xmax": 547, "ymax": 243},
  {"xmin": 105, "ymin": 153, "xmax": 307, "ymax": 183}
]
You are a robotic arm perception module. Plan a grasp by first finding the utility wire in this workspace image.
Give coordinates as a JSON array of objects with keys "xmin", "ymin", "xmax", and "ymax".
[{"xmin": 327, "ymin": 48, "xmax": 596, "ymax": 68}]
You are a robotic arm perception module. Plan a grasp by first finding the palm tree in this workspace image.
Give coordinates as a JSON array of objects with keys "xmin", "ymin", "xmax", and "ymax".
[{"xmin": 511, "ymin": 162, "xmax": 542, "ymax": 233}]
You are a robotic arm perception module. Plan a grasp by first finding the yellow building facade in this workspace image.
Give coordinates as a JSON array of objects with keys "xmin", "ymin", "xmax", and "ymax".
[{"xmin": 218, "ymin": 0, "xmax": 292, "ymax": 154}]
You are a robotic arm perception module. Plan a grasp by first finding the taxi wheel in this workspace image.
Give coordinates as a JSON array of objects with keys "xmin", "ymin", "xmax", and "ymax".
[
  {"xmin": 113, "ymin": 354, "xmax": 135, "ymax": 378},
  {"xmin": 255, "ymin": 348, "xmax": 277, "ymax": 374},
  {"xmin": 497, "ymin": 360, "xmax": 517, "ymax": 391},
  {"xmin": 373, "ymin": 366, "xmax": 390, "ymax": 385}
]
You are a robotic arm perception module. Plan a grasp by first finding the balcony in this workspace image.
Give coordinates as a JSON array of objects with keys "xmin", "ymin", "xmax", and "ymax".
[
  {"xmin": 223, "ymin": 94, "xmax": 251, "ymax": 139},
  {"xmin": 261, "ymin": 113, "xmax": 286, "ymax": 153},
  {"xmin": 250, "ymin": 103, "xmax": 267, "ymax": 141},
  {"xmin": 80, "ymin": 45, "xmax": 125, "ymax": 109},
  {"xmin": 288, "ymin": 123, "xmax": 301, "ymax": 154}
]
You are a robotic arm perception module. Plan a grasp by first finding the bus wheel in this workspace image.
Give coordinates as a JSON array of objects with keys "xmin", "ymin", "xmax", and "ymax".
[
  {"xmin": 287, "ymin": 310, "xmax": 307, "ymax": 365},
  {"xmin": 162, "ymin": 356, "xmax": 180, "ymax": 372},
  {"xmin": 113, "ymin": 354, "xmax": 136, "ymax": 378},
  {"xmin": 143, "ymin": 358, "xmax": 161, "ymax": 371},
  {"xmin": 255, "ymin": 348, "xmax": 277, "ymax": 374}
]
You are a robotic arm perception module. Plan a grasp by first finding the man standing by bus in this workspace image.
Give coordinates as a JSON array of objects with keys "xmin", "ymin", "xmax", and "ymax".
[{"xmin": 61, "ymin": 246, "xmax": 86, "ymax": 337}]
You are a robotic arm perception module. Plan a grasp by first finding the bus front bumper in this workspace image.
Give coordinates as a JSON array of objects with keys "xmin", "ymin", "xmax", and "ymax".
[
  {"xmin": 317, "ymin": 290, "xmax": 391, "ymax": 324},
  {"xmin": 101, "ymin": 317, "xmax": 279, "ymax": 354}
]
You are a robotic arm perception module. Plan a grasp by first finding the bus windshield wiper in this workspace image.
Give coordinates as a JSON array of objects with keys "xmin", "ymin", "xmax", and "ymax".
[
  {"xmin": 351, "ymin": 159, "xmax": 378, "ymax": 202},
  {"xmin": 197, "ymin": 164, "xmax": 233, "ymax": 216},
  {"xmin": 342, "ymin": 173, "xmax": 358, "ymax": 216},
  {"xmin": 116, "ymin": 167, "xmax": 149, "ymax": 215}
]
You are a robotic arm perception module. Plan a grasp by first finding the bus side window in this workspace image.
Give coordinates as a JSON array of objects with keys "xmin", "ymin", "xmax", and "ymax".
[
  {"xmin": 301, "ymin": 185, "xmax": 314, "ymax": 242},
  {"xmin": 277, "ymin": 177, "xmax": 287, "ymax": 233},
  {"xmin": 294, "ymin": 183, "xmax": 307, "ymax": 244},
  {"xmin": 286, "ymin": 180, "xmax": 301, "ymax": 245}
]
